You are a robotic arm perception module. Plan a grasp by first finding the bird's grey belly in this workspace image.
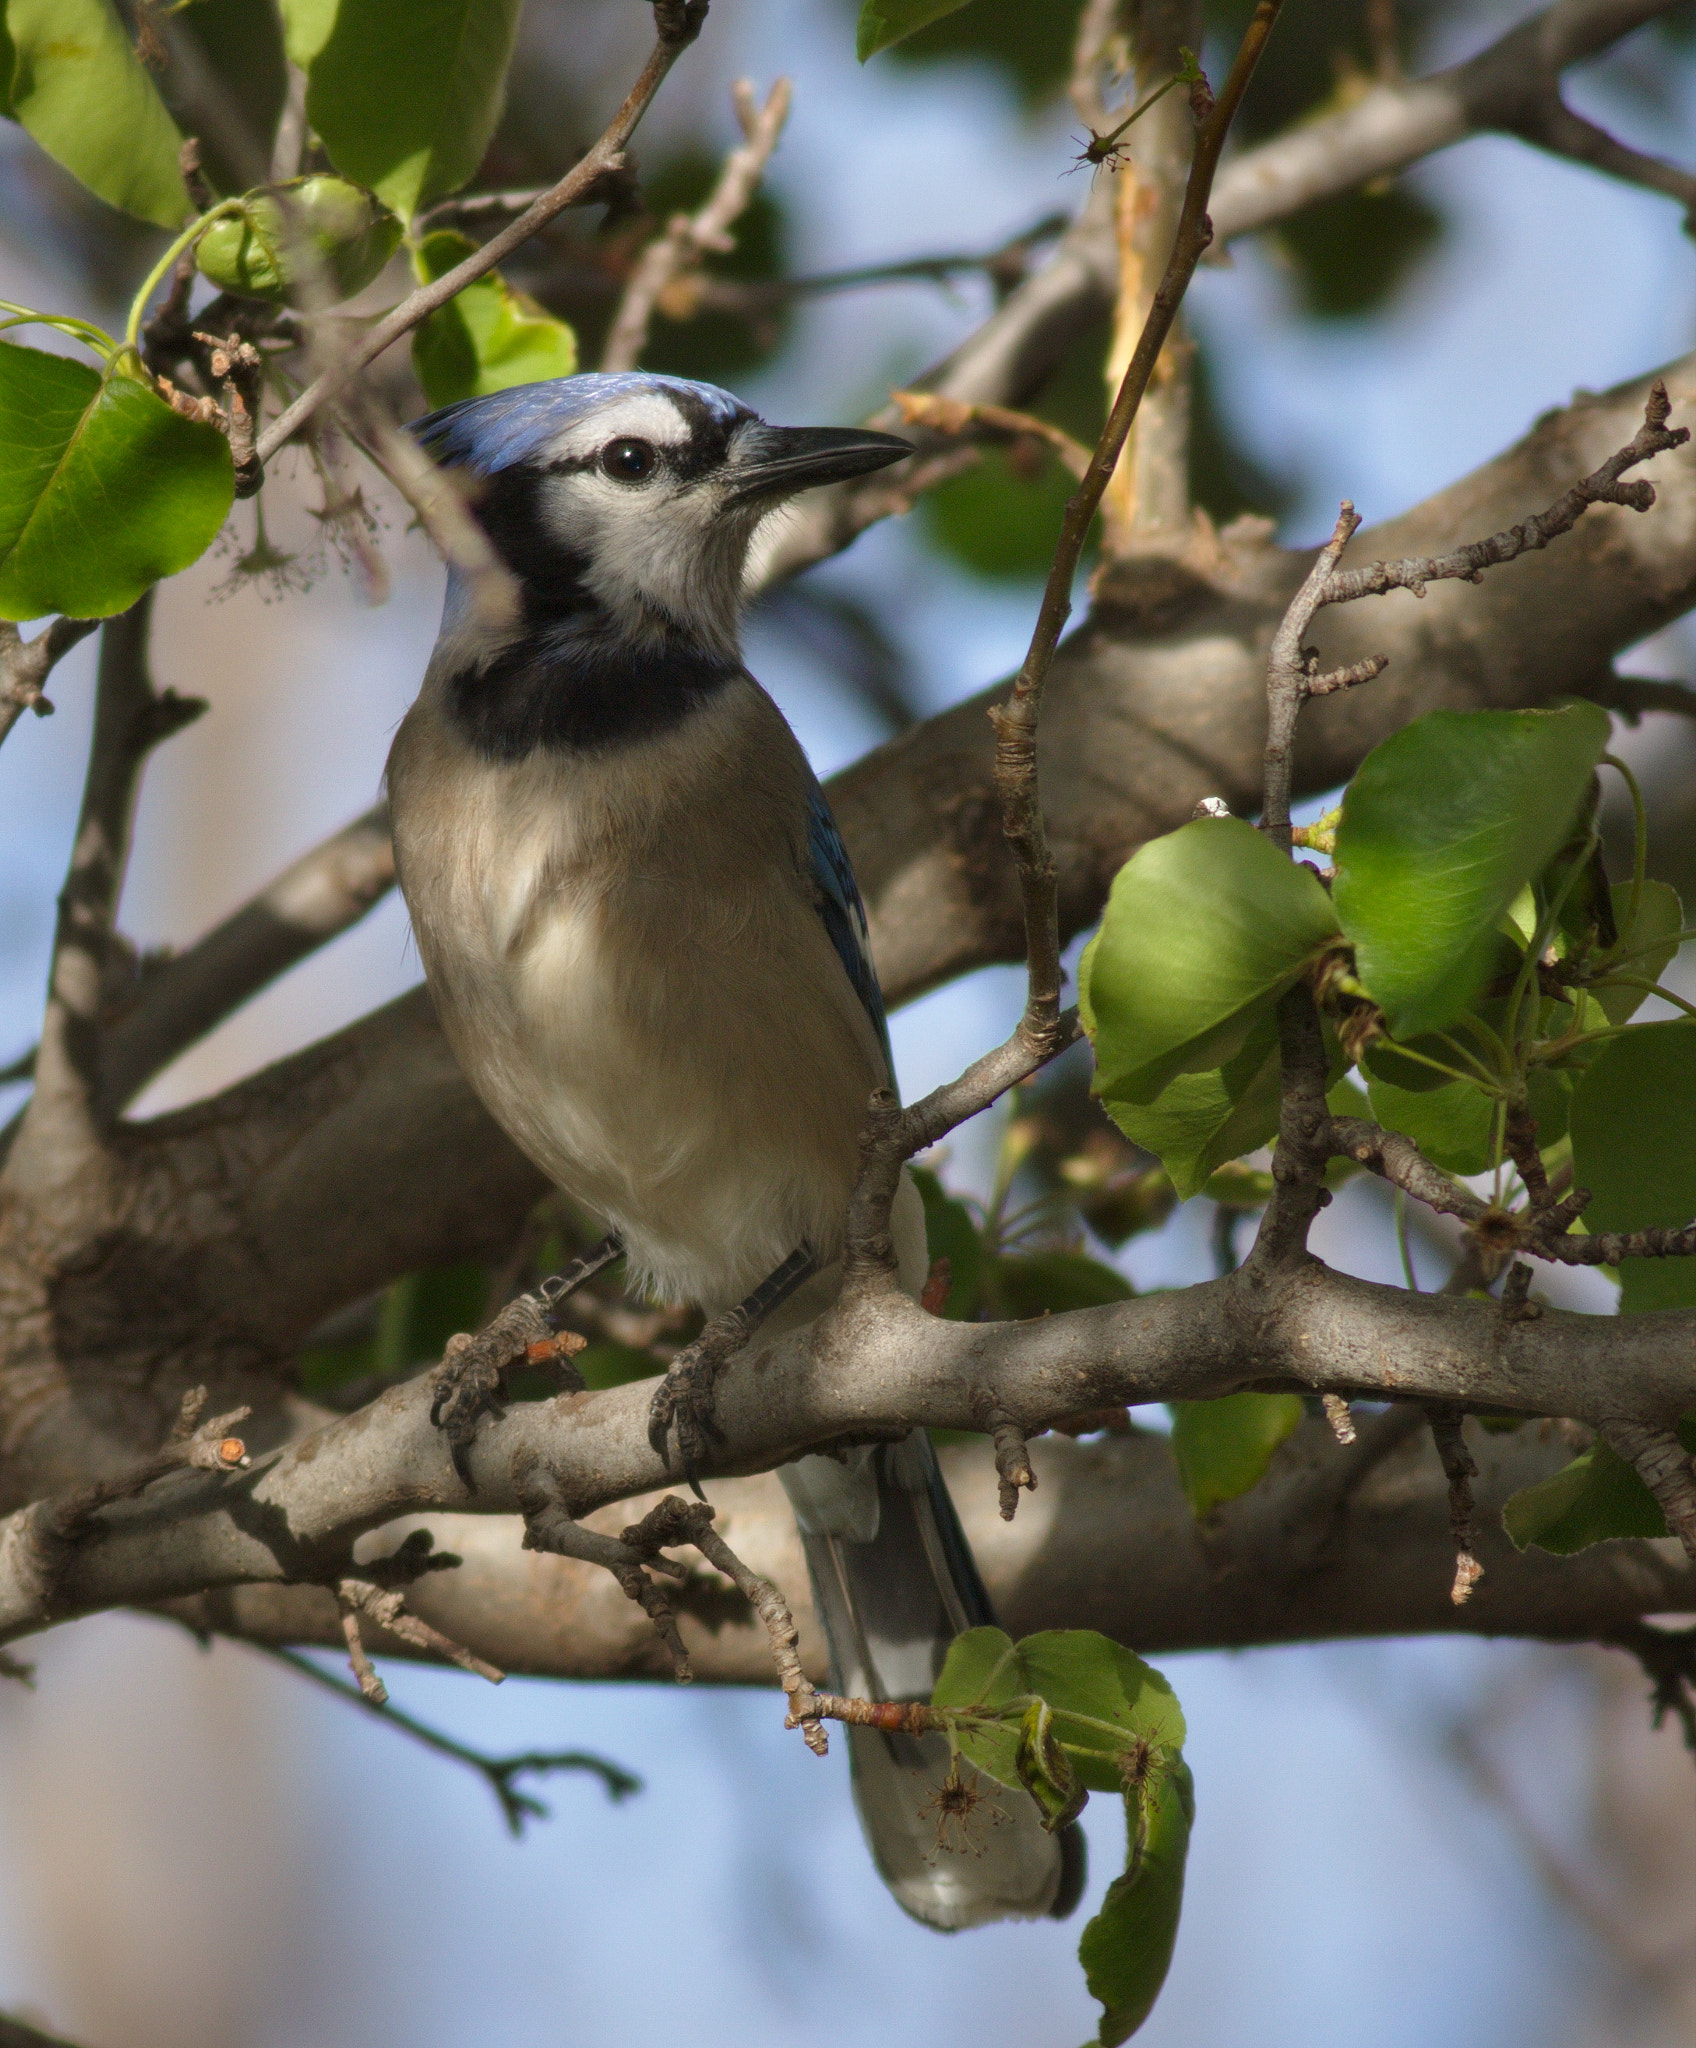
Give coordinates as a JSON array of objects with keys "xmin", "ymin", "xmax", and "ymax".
[{"xmin": 431, "ymin": 875, "xmax": 881, "ymax": 1310}]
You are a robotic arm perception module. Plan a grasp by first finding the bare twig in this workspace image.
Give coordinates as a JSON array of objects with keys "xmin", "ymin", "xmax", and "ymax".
[
  {"xmin": 265, "ymin": 1645, "xmax": 638, "ymax": 1831},
  {"xmin": 600, "ymin": 77, "xmax": 791, "ymax": 373},
  {"xmin": 0, "ymin": 617, "xmax": 99, "ymax": 749},
  {"xmin": 1260, "ymin": 387, "xmax": 1688, "ymax": 848},
  {"xmin": 253, "ymin": 0, "xmax": 710, "ymax": 472},
  {"xmin": 1425, "ymin": 1404, "xmax": 1484, "ymax": 1604},
  {"xmin": 620, "ymin": 213, "xmax": 1068, "ymax": 323},
  {"xmin": 991, "ymin": 3, "xmax": 1282, "ymax": 1068},
  {"xmin": 1322, "ymin": 1393, "xmax": 1358, "ymax": 1445},
  {"xmin": 762, "ymin": 1, "xmax": 1690, "ymax": 590},
  {"xmin": 336, "ymin": 1575, "xmax": 505, "ymax": 1701},
  {"xmin": 355, "ymin": 410, "xmax": 521, "ymax": 635},
  {"xmin": 972, "ymin": 1389, "xmax": 1038, "ymax": 1520},
  {"xmin": 890, "ymin": 390, "xmax": 1092, "ymax": 478},
  {"xmin": 1205, "ymin": 0, "xmax": 1691, "ymax": 243}
]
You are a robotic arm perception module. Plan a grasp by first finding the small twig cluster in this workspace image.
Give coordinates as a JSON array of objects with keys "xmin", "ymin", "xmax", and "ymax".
[
  {"xmin": 600, "ymin": 76, "xmax": 792, "ymax": 373},
  {"xmin": 1251, "ymin": 383, "xmax": 1696, "ymax": 1583},
  {"xmin": 334, "ymin": 1529, "xmax": 504, "ymax": 1705}
]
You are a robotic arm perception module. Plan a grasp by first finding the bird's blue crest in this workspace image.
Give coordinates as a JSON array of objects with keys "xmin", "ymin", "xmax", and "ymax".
[{"xmin": 412, "ymin": 373, "xmax": 751, "ymax": 477}]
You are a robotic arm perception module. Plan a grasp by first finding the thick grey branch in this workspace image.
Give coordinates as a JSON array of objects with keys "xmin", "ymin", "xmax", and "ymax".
[
  {"xmin": 97, "ymin": 804, "xmax": 395, "ymax": 1113},
  {"xmin": 157, "ymin": 1421, "xmax": 1696, "ymax": 1676},
  {"xmin": 6, "ymin": 1258, "xmax": 1696, "ymax": 1646}
]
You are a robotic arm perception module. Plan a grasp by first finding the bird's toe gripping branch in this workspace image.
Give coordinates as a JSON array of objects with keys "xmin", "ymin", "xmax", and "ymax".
[
  {"xmin": 647, "ymin": 1245, "xmax": 818, "ymax": 1495},
  {"xmin": 428, "ymin": 1234, "xmax": 624, "ymax": 1487}
]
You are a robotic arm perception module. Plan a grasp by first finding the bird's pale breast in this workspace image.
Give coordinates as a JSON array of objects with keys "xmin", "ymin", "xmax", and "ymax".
[{"xmin": 388, "ymin": 674, "xmax": 888, "ymax": 1308}]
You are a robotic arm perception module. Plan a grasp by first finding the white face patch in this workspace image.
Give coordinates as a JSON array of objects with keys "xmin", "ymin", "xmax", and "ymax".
[{"xmin": 527, "ymin": 390, "xmax": 764, "ymax": 659}]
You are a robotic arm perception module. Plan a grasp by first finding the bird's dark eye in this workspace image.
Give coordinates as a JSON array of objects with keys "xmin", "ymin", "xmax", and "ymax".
[{"xmin": 601, "ymin": 438, "xmax": 656, "ymax": 482}]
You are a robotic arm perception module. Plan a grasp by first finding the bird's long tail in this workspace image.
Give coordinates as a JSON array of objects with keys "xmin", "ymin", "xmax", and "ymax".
[{"xmin": 779, "ymin": 1435, "xmax": 1086, "ymax": 1929}]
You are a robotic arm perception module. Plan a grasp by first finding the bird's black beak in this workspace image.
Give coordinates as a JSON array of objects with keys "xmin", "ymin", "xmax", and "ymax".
[{"xmin": 726, "ymin": 424, "xmax": 914, "ymax": 503}]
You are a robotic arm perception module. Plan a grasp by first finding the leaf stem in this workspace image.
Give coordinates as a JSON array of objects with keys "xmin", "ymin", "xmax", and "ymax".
[{"xmin": 122, "ymin": 202, "xmax": 246, "ymax": 356}]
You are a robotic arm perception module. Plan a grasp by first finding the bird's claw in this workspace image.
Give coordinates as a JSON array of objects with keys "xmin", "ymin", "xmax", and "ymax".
[
  {"xmin": 647, "ymin": 1333, "xmax": 733, "ymax": 1498},
  {"xmin": 429, "ymin": 1292, "xmax": 554, "ymax": 1489}
]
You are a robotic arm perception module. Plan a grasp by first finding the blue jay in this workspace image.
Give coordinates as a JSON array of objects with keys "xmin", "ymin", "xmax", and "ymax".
[{"xmin": 386, "ymin": 372, "xmax": 1081, "ymax": 1928}]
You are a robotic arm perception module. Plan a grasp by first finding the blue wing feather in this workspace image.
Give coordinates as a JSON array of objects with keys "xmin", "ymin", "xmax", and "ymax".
[{"xmin": 806, "ymin": 779, "xmax": 891, "ymax": 1069}]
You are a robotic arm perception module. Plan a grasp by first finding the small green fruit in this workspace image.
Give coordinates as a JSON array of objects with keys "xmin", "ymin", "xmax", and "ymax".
[{"xmin": 196, "ymin": 177, "xmax": 402, "ymax": 303}]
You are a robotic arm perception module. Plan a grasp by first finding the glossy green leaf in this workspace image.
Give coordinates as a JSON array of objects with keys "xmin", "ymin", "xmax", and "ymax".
[
  {"xmin": 196, "ymin": 176, "xmax": 401, "ymax": 302},
  {"xmin": 1099, "ymin": 1014, "xmax": 1281, "ymax": 1202},
  {"xmin": 412, "ymin": 229, "xmax": 577, "ymax": 410},
  {"xmin": 1168, "ymin": 1392, "xmax": 1305, "ymax": 1517},
  {"xmin": 1015, "ymin": 1631, "xmax": 1185, "ymax": 1795},
  {"xmin": 1366, "ymin": 1070, "xmax": 1497, "ymax": 1176},
  {"xmin": 0, "ymin": 343, "xmax": 232, "ymax": 621},
  {"xmin": 1503, "ymin": 1416, "xmax": 1696, "ymax": 1554},
  {"xmin": 1079, "ymin": 1757, "xmax": 1194, "ymax": 2046},
  {"xmin": 1594, "ymin": 879, "xmax": 1685, "ymax": 1025},
  {"xmin": 1085, "ymin": 818, "xmax": 1341, "ymax": 1107},
  {"xmin": 5, "ymin": 0, "xmax": 189, "ymax": 226},
  {"xmin": 912, "ymin": 1165, "xmax": 983, "ymax": 1319},
  {"xmin": 1570, "ymin": 1020, "xmax": 1696, "ymax": 1236},
  {"xmin": 1333, "ymin": 704, "xmax": 1611, "ymax": 1038},
  {"xmin": 1570, "ymin": 1019, "xmax": 1696, "ymax": 1314},
  {"xmin": 857, "ymin": 0, "xmax": 976, "ymax": 61},
  {"xmin": 997, "ymin": 1250, "xmax": 1133, "ymax": 1320},
  {"xmin": 931, "ymin": 1628, "xmax": 1184, "ymax": 1799},
  {"xmin": 289, "ymin": 0, "xmax": 524, "ymax": 221}
]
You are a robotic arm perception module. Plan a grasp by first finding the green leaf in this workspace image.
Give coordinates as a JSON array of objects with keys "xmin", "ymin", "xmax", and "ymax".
[
  {"xmin": 1016, "ymin": 1632, "xmax": 1184, "ymax": 1794},
  {"xmin": 1594, "ymin": 879, "xmax": 1685, "ymax": 1024},
  {"xmin": 911, "ymin": 1165, "xmax": 983, "ymax": 1319},
  {"xmin": 1503, "ymin": 1416, "xmax": 1696, "ymax": 1554},
  {"xmin": 290, "ymin": 0, "xmax": 524, "ymax": 221},
  {"xmin": 1570, "ymin": 1020, "xmax": 1696, "ymax": 1235},
  {"xmin": 411, "ymin": 229, "xmax": 577, "ymax": 409},
  {"xmin": 1332, "ymin": 704, "xmax": 1611, "ymax": 1038},
  {"xmin": 996, "ymin": 1250, "xmax": 1132, "ymax": 1320},
  {"xmin": 1366, "ymin": 1070, "xmax": 1497, "ymax": 1176},
  {"xmin": 195, "ymin": 176, "xmax": 402, "ymax": 303},
  {"xmin": 1099, "ymin": 1013, "xmax": 1282, "ymax": 1202},
  {"xmin": 1079, "ymin": 1756, "xmax": 1194, "ymax": 2046},
  {"xmin": 1085, "ymin": 817, "xmax": 1341, "ymax": 1107},
  {"xmin": 857, "ymin": 0, "xmax": 976, "ymax": 61},
  {"xmin": 0, "ymin": 343, "xmax": 233, "ymax": 621},
  {"xmin": 931, "ymin": 1628, "xmax": 1184, "ymax": 1799},
  {"xmin": 1570, "ymin": 1018, "xmax": 1696, "ymax": 1312},
  {"xmin": 4, "ymin": 0, "xmax": 189, "ymax": 227},
  {"xmin": 1167, "ymin": 1392, "xmax": 1305, "ymax": 1517}
]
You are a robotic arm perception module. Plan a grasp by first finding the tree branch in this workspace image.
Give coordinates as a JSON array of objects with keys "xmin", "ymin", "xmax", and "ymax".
[
  {"xmin": 6, "ymin": 598, "xmax": 204, "ymax": 1199},
  {"xmin": 8, "ymin": 1245, "xmax": 1696, "ymax": 1648},
  {"xmin": 97, "ymin": 804, "xmax": 395, "ymax": 1114},
  {"xmin": 0, "ymin": 617, "xmax": 99, "ymax": 751},
  {"xmin": 759, "ymin": 0, "xmax": 1691, "ymax": 587}
]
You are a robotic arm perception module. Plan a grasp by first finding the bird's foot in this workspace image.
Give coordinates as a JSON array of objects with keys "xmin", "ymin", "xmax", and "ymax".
[
  {"xmin": 430, "ymin": 1294, "xmax": 558, "ymax": 1488},
  {"xmin": 646, "ymin": 1327, "xmax": 737, "ymax": 1498},
  {"xmin": 430, "ymin": 1234, "xmax": 624, "ymax": 1490}
]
